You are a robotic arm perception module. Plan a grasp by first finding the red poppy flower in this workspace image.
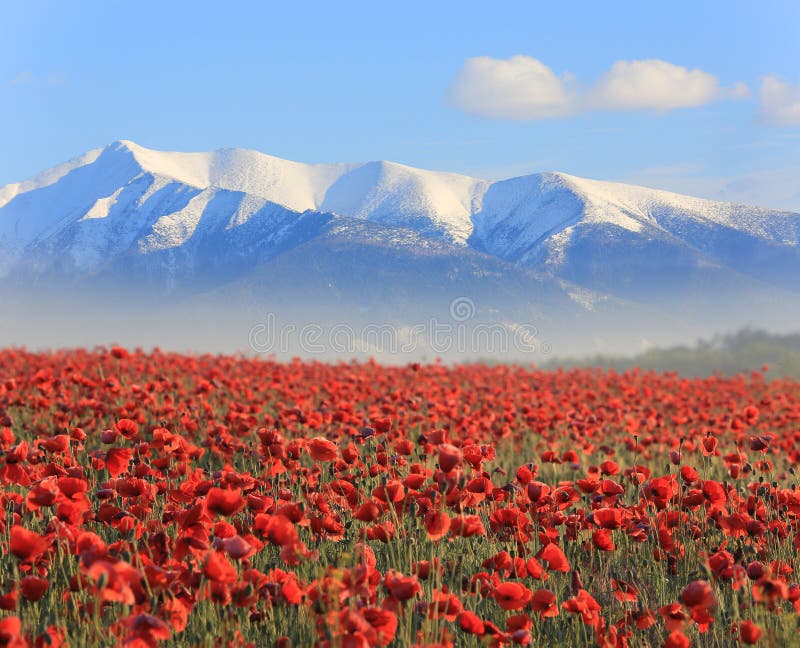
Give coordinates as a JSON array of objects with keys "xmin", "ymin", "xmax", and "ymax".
[
  {"xmin": 218, "ymin": 535, "xmax": 257, "ymax": 560},
  {"xmin": 429, "ymin": 590, "xmax": 462, "ymax": 621},
  {"xmin": 384, "ymin": 571, "xmax": 422, "ymax": 601},
  {"xmin": 307, "ymin": 437, "xmax": 338, "ymax": 462},
  {"xmin": 160, "ymin": 598, "xmax": 190, "ymax": 633},
  {"xmin": 600, "ymin": 460, "xmax": 620, "ymax": 475},
  {"xmin": 593, "ymin": 508, "xmax": 623, "ymax": 529},
  {"xmin": 537, "ymin": 543, "xmax": 570, "ymax": 572},
  {"xmin": 412, "ymin": 560, "xmax": 434, "ymax": 580},
  {"xmin": 205, "ymin": 488, "xmax": 246, "ymax": 516},
  {"xmin": 562, "ymin": 589, "xmax": 601, "ymax": 626},
  {"xmin": 747, "ymin": 562, "xmax": 765, "ymax": 580},
  {"xmin": 736, "ymin": 620, "xmax": 762, "ymax": 644},
  {"xmin": 646, "ymin": 475, "xmax": 680, "ymax": 509},
  {"xmin": 525, "ymin": 557, "xmax": 548, "ymax": 580},
  {"xmin": 458, "ymin": 611, "xmax": 485, "ymax": 635},
  {"xmin": 365, "ymin": 521, "xmax": 395, "ymax": 543},
  {"xmin": 25, "ymin": 477, "xmax": 59, "ymax": 511},
  {"xmin": 5, "ymin": 440, "xmax": 24, "ymax": 466},
  {"xmin": 105, "ymin": 447, "xmax": 133, "ymax": 477},
  {"xmin": 110, "ymin": 346, "xmax": 130, "ymax": 359},
  {"xmin": 203, "ymin": 551, "xmax": 238, "ymax": 583},
  {"xmin": 85, "ymin": 561, "xmax": 138, "ymax": 605},
  {"xmin": 354, "ymin": 501, "xmax": 382, "ymax": 523},
  {"xmin": 424, "ymin": 510, "xmax": 451, "ymax": 541},
  {"xmin": 0, "ymin": 591, "xmax": 17, "ymax": 611},
  {"xmin": 10, "ymin": 525, "xmax": 51, "ymax": 562},
  {"xmin": 743, "ymin": 405, "xmax": 760, "ymax": 423},
  {"xmin": 0, "ymin": 617, "xmax": 23, "ymax": 646},
  {"xmin": 659, "ymin": 603, "xmax": 690, "ymax": 632},
  {"xmin": 259, "ymin": 514, "xmax": 299, "ymax": 547},
  {"xmin": 493, "ymin": 582, "xmax": 533, "ymax": 610},
  {"xmin": 100, "ymin": 428, "xmax": 119, "ymax": 444},
  {"xmin": 680, "ymin": 580, "xmax": 715, "ymax": 610},
  {"xmin": 531, "ymin": 589, "xmax": 559, "ymax": 617},
  {"xmin": 115, "ymin": 418, "xmax": 139, "ymax": 439},
  {"xmin": 437, "ymin": 444, "xmax": 462, "ymax": 472},
  {"xmin": 752, "ymin": 576, "xmax": 789, "ymax": 605},
  {"xmin": 372, "ymin": 481, "xmax": 405, "ymax": 504},
  {"xmin": 38, "ymin": 436, "xmax": 69, "ymax": 453},
  {"xmin": 592, "ymin": 529, "xmax": 615, "ymax": 551},
  {"xmin": 701, "ymin": 436, "xmax": 718, "ymax": 456},
  {"xmin": 19, "ymin": 576, "xmax": 49, "ymax": 602},
  {"xmin": 371, "ymin": 417, "xmax": 392, "ymax": 434},
  {"xmin": 450, "ymin": 515, "xmax": 486, "ymax": 537},
  {"xmin": 632, "ymin": 609, "xmax": 656, "ymax": 629},
  {"xmin": 361, "ymin": 607, "xmax": 397, "ymax": 646}
]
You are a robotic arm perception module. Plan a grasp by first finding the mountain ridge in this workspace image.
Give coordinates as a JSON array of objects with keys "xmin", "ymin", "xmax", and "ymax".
[{"xmin": 5, "ymin": 140, "xmax": 797, "ymax": 248}]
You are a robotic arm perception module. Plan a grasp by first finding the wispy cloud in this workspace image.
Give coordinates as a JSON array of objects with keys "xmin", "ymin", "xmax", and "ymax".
[
  {"xmin": 621, "ymin": 162, "xmax": 800, "ymax": 212},
  {"xmin": 448, "ymin": 55, "xmax": 748, "ymax": 120},
  {"xmin": 8, "ymin": 71, "xmax": 68, "ymax": 88},
  {"xmin": 9, "ymin": 70, "xmax": 33, "ymax": 86},
  {"xmin": 759, "ymin": 75, "xmax": 800, "ymax": 126}
]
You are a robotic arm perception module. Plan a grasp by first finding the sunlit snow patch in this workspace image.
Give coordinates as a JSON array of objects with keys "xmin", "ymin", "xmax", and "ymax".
[{"xmin": 80, "ymin": 187, "xmax": 125, "ymax": 220}]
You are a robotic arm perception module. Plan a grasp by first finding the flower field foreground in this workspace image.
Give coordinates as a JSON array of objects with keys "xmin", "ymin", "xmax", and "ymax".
[{"xmin": 1, "ymin": 349, "xmax": 799, "ymax": 647}]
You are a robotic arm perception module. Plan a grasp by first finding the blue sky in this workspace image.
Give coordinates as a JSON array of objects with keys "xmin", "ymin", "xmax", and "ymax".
[{"xmin": 2, "ymin": 0, "xmax": 799, "ymax": 209}]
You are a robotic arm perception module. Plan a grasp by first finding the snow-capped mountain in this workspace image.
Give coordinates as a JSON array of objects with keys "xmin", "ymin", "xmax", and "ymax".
[{"xmin": 1, "ymin": 140, "xmax": 799, "ymax": 355}]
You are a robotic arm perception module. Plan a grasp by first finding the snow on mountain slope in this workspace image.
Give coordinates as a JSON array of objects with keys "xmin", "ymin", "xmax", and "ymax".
[
  {"xmin": 470, "ymin": 173, "xmax": 587, "ymax": 261},
  {"xmin": 468, "ymin": 170, "xmax": 800, "ymax": 299},
  {"xmin": 552, "ymin": 173, "xmax": 800, "ymax": 293},
  {"xmin": 557, "ymin": 172, "xmax": 800, "ymax": 244},
  {"xmin": 0, "ymin": 146, "xmax": 105, "ymax": 210},
  {"xmin": 0, "ymin": 145, "xmax": 145, "ymax": 274},
  {"xmin": 119, "ymin": 140, "xmax": 349, "ymax": 211},
  {"xmin": 472, "ymin": 171, "xmax": 800, "ymax": 260},
  {"xmin": 321, "ymin": 161, "xmax": 487, "ymax": 241},
  {"xmin": 0, "ymin": 141, "xmax": 490, "ymax": 258},
  {"xmin": 112, "ymin": 141, "xmax": 485, "ymax": 242}
]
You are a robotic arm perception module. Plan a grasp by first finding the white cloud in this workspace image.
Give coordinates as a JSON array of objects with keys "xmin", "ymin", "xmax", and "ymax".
[
  {"xmin": 447, "ymin": 55, "xmax": 577, "ymax": 120},
  {"xmin": 586, "ymin": 59, "xmax": 746, "ymax": 111},
  {"xmin": 9, "ymin": 70, "xmax": 33, "ymax": 86},
  {"xmin": 7, "ymin": 71, "xmax": 68, "ymax": 88},
  {"xmin": 759, "ymin": 75, "xmax": 800, "ymax": 126},
  {"xmin": 448, "ymin": 55, "xmax": 748, "ymax": 120}
]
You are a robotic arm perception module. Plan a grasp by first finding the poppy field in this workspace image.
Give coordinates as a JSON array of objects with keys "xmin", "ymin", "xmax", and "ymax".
[{"xmin": 2, "ymin": 348, "xmax": 800, "ymax": 647}]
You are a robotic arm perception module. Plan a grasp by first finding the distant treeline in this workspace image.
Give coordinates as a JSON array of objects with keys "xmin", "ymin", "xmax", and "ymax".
[{"xmin": 546, "ymin": 330, "xmax": 800, "ymax": 378}]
